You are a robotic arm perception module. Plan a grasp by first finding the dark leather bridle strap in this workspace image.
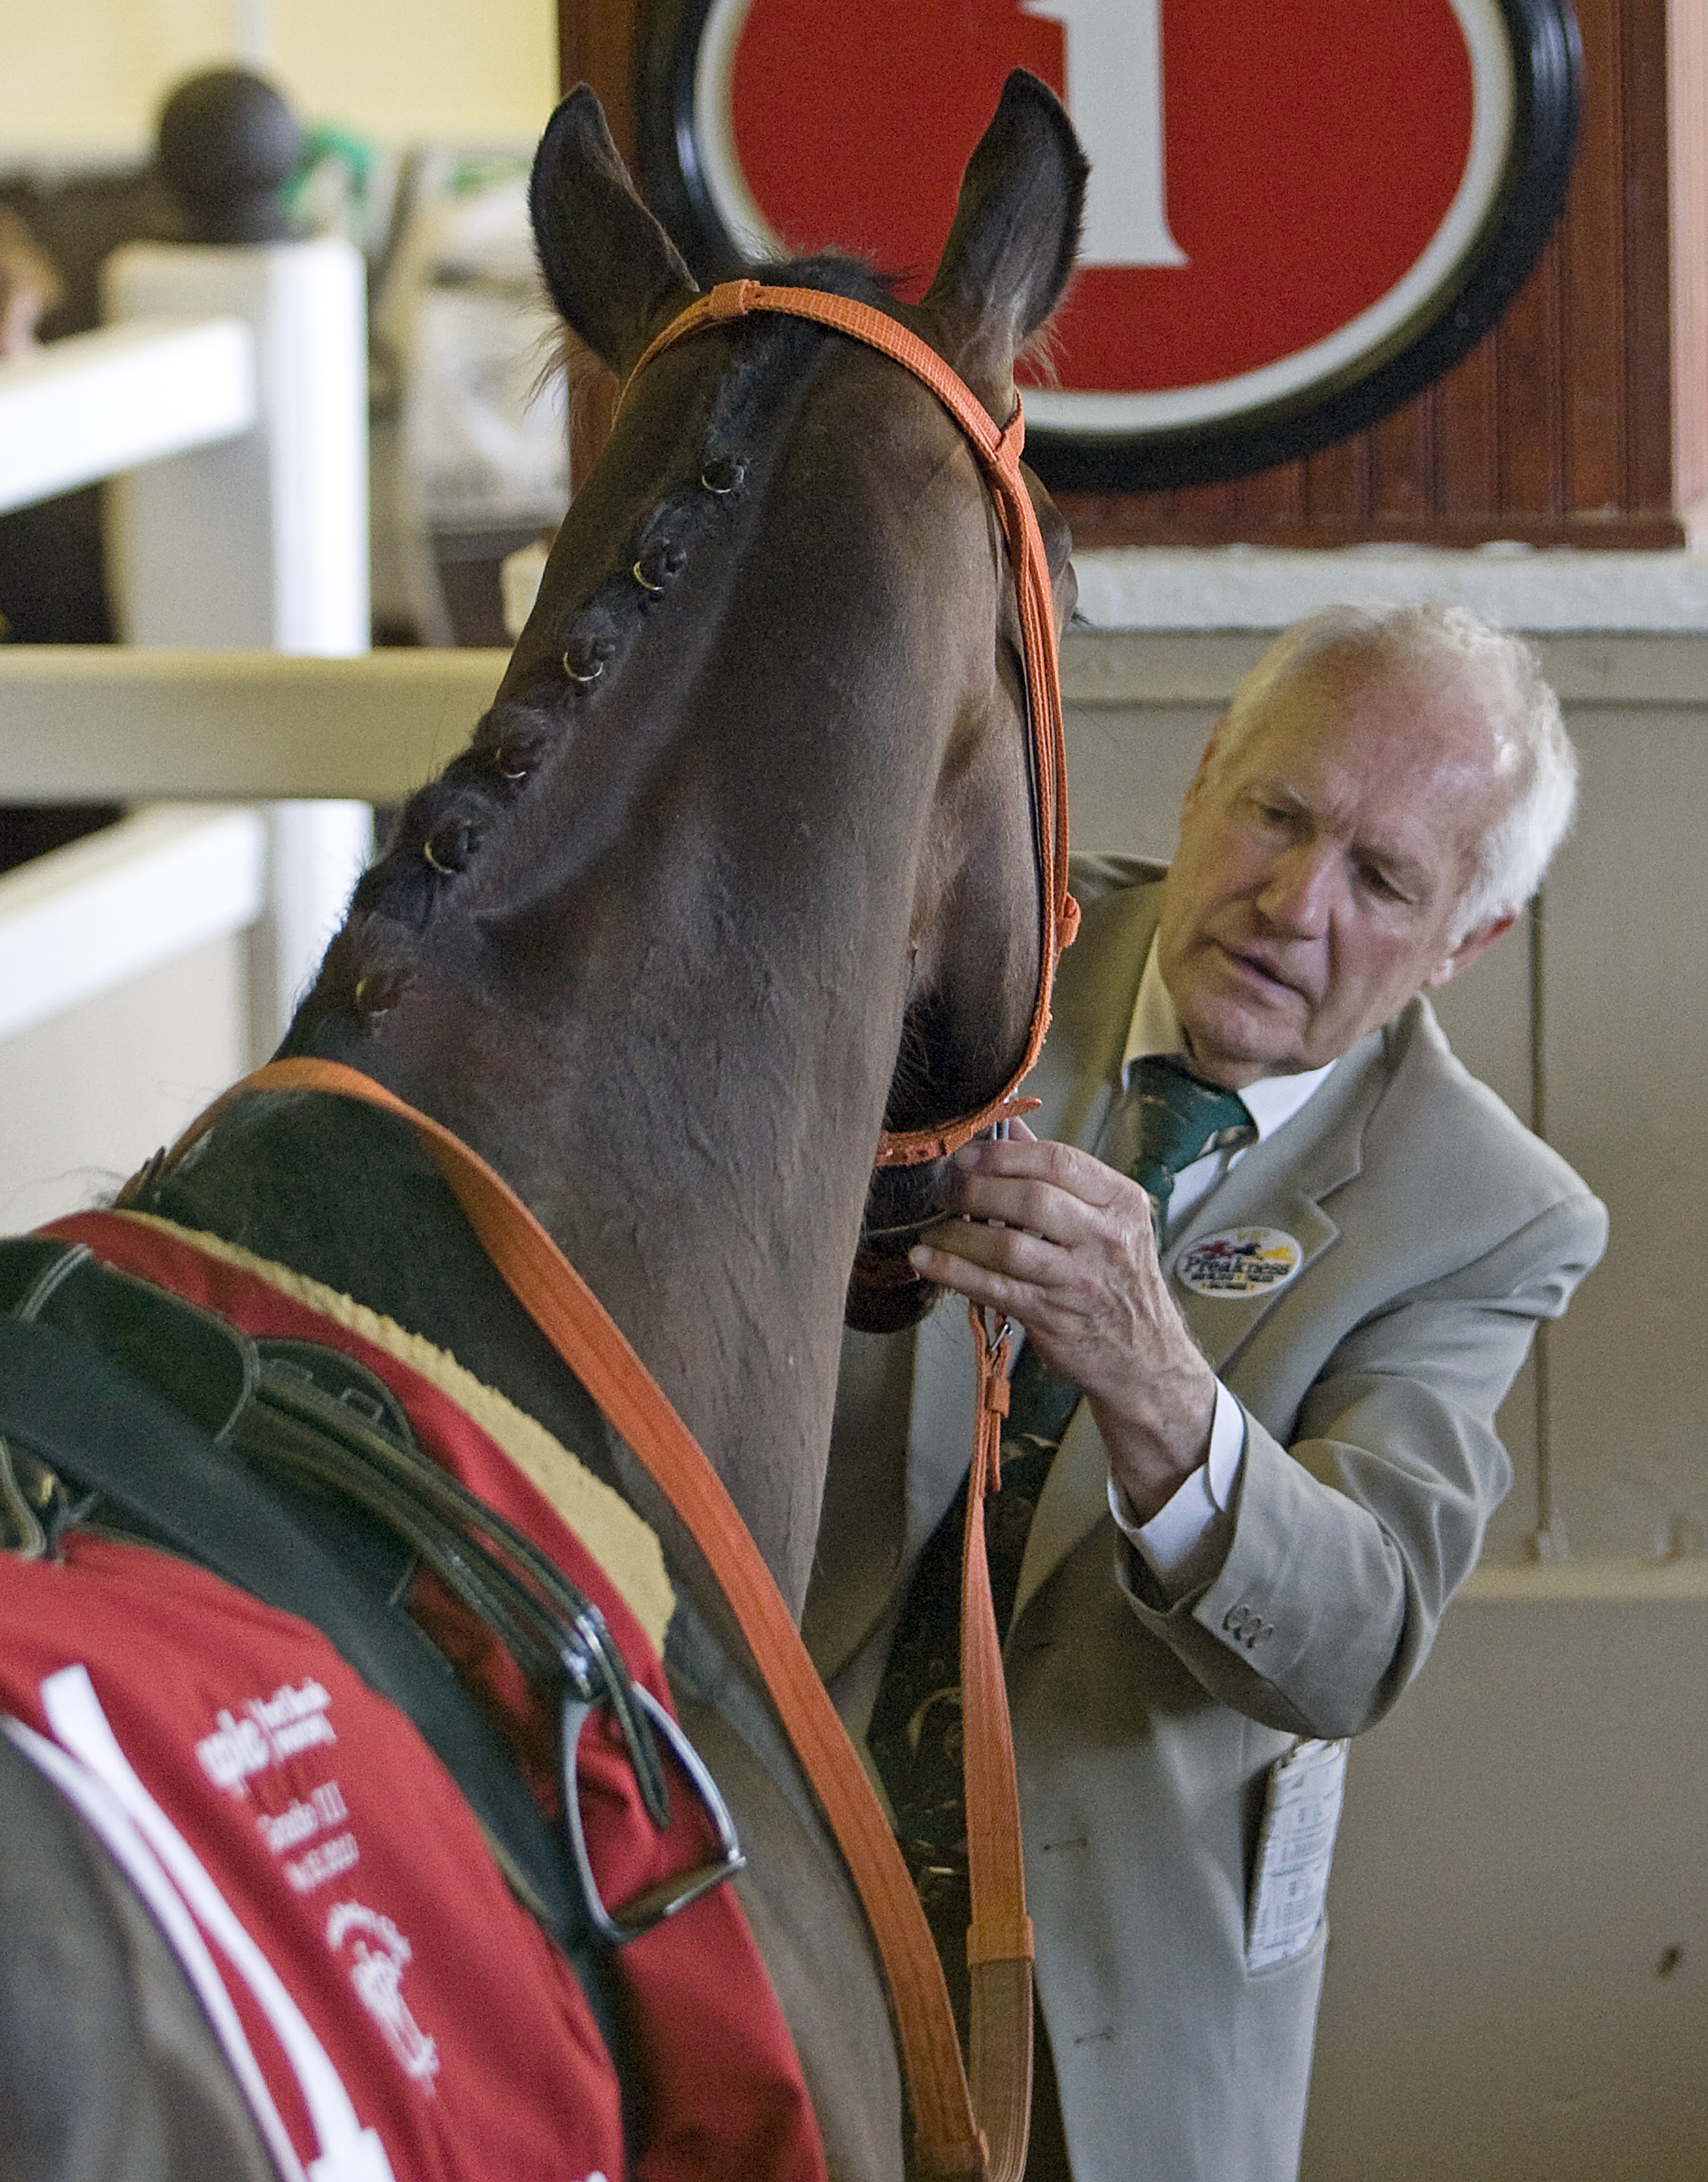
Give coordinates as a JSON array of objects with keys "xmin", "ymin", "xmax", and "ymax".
[{"xmin": 0, "ymin": 1310, "xmax": 593, "ymax": 1960}]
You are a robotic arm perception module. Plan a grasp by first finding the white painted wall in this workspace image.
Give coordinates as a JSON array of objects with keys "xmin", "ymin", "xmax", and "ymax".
[
  {"xmin": 1059, "ymin": 629, "xmax": 1708, "ymax": 2177},
  {"xmin": 0, "ymin": 932, "xmax": 249, "ymax": 1232}
]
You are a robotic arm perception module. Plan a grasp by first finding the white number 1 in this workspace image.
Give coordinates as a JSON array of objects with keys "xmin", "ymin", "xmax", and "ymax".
[{"xmin": 1022, "ymin": 0, "xmax": 1188, "ymax": 267}]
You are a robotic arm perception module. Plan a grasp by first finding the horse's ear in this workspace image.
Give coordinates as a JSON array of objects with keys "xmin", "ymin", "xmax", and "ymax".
[
  {"xmin": 530, "ymin": 85, "xmax": 700, "ymax": 378},
  {"xmin": 919, "ymin": 70, "xmax": 1087, "ymax": 425}
]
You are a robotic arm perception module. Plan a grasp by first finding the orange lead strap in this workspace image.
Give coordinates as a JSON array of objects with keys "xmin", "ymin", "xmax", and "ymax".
[{"xmin": 962, "ymin": 1307, "xmax": 1035, "ymax": 2173}]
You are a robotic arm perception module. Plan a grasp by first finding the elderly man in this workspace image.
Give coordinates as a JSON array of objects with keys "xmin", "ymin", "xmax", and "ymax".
[{"xmin": 803, "ymin": 604, "xmax": 1607, "ymax": 2182}]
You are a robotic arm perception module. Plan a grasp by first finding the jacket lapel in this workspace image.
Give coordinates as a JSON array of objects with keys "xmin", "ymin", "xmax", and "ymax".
[{"xmin": 1024, "ymin": 878, "xmax": 1163, "ymax": 1150}]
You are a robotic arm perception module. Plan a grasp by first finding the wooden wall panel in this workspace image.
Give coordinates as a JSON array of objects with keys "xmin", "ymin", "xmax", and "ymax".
[
  {"xmin": 561, "ymin": 0, "xmax": 1705, "ymax": 549},
  {"xmin": 556, "ymin": 0, "xmax": 640, "ymax": 175},
  {"xmin": 1564, "ymin": 0, "xmax": 1629, "ymax": 516},
  {"xmin": 552, "ymin": 0, "xmax": 633, "ymax": 489},
  {"xmin": 1063, "ymin": 0, "xmax": 1698, "ymax": 549},
  {"xmin": 1619, "ymin": 0, "xmax": 1679, "ymax": 515},
  {"xmin": 1668, "ymin": 0, "xmax": 1708, "ymax": 515}
]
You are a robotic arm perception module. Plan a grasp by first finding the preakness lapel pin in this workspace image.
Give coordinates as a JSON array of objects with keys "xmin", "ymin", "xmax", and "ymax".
[{"xmin": 1175, "ymin": 1229, "xmax": 1304, "ymax": 1298}]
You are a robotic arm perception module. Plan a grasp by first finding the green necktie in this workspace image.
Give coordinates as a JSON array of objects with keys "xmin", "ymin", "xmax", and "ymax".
[
  {"xmin": 999, "ymin": 1055, "xmax": 1256, "ymax": 1459},
  {"xmin": 866, "ymin": 1057, "xmax": 1254, "ymax": 2035},
  {"xmin": 1104, "ymin": 1053, "xmax": 1259, "ymax": 1240}
]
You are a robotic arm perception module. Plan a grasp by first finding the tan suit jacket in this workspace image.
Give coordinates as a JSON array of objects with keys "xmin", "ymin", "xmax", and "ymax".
[{"xmin": 805, "ymin": 857, "xmax": 1608, "ymax": 2182}]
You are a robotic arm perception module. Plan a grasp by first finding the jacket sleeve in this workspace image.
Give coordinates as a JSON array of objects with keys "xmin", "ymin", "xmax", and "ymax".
[{"xmin": 1115, "ymin": 1188, "xmax": 1608, "ymax": 1738}]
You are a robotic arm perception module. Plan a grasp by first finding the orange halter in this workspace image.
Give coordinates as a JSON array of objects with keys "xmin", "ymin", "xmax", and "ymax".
[{"xmin": 626, "ymin": 281, "xmax": 1078, "ymax": 1170}]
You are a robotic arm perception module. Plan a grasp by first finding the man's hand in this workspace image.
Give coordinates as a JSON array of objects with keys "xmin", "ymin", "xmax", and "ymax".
[{"xmin": 907, "ymin": 1126, "xmax": 1218, "ymax": 1523}]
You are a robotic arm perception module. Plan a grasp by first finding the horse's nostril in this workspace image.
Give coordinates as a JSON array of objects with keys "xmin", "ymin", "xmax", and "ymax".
[
  {"xmin": 701, "ymin": 458, "xmax": 746, "ymax": 496},
  {"xmin": 633, "ymin": 539, "xmax": 687, "ymax": 592},
  {"xmin": 422, "ymin": 819, "xmax": 478, "ymax": 875}
]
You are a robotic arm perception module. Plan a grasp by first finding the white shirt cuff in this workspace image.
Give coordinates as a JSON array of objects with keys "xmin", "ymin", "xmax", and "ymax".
[{"xmin": 1108, "ymin": 1380, "xmax": 1246, "ymax": 1598}]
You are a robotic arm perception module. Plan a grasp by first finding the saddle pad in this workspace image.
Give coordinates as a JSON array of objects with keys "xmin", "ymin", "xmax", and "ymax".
[
  {"xmin": 111, "ymin": 1209, "xmax": 677, "ymax": 1655},
  {"xmin": 2, "ymin": 1538, "xmax": 622, "ymax": 2182},
  {"xmin": 14, "ymin": 1209, "xmax": 828, "ymax": 2182}
]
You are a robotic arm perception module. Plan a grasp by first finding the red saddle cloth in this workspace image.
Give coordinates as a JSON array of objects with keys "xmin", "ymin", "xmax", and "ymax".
[{"xmin": 0, "ymin": 1210, "xmax": 828, "ymax": 2182}]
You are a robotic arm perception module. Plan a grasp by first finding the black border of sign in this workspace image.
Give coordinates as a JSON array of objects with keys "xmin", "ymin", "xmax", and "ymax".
[{"xmin": 634, "ymin": 0, "xmax": 1581, "ymax": 493}]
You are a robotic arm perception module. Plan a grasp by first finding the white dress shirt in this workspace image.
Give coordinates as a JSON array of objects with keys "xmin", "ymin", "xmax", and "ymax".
[{"xmin": 1107, "ymin": 942, "xmax": 1335, "ymax": 1596}]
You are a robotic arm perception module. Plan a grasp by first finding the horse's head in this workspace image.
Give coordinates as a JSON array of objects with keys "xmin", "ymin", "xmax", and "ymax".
[
  {"xmin": 513, "ymin": 74, "xmax": 1086, "ymax": 1338},
  {"xmin": 296, "ymin": 76, "xmax": 1083, "ymax": 1603}
]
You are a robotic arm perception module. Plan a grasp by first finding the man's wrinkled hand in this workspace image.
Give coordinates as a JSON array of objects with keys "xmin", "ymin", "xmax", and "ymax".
[{"xmin": 908, "ymin": 1126, "xmax": 1218, "ymax": 1521}]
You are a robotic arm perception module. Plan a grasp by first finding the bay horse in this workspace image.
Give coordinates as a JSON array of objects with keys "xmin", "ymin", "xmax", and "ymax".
[{"xmin": 0, "ymin": 72, "xmax": 1086, "ymax": 2182}]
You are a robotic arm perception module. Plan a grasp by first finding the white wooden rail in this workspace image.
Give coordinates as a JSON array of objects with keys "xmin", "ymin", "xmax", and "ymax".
[
  {"xmin": 0, "ymin": 233, "xmax": 372, "ymax": 1059},
  {"xmin": 0, "ymin": 317, "xmax": 256, "ymax": 516},
  {"xmin": 0, "ymin": 648, "xmax": 507, "ymax": 802},
  {"xmin": 0, "ymin": 805, "xmax": 266, "ymax": 1043}
]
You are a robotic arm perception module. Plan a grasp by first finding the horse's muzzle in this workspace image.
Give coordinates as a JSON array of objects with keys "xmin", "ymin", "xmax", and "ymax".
[{"xmin": 846, "ymin": 1159, "xmax": 951, "ymax": 1332}]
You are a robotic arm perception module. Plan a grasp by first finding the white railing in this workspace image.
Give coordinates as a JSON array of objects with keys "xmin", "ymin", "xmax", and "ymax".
[
  {"xmin": 0, "ymin": 231, "xmax": 372, "ymax": 1071},
  {"xmin": 103, "ymin": 238, "xmax": 367, "ymax": 656},
  {"xmin": 0, "ymin": 804, "xmax": 266, "ymax": 1043},
  {"xmin": 0, "ymin": 317, "xmax": 255, "ymax": 515},
  {"xmin": 0, "ymin": 647, "xmax": 506, "ymax": 801},
  {"xmin": 0, "ymin": 649, "xmax": 503, "ymax": 1232}
]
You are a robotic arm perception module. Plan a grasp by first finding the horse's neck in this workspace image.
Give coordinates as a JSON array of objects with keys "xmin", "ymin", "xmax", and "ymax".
[
  {"xmin": 148, "ymin": 980, "xmax": 897, "ymax": 1616},
  {"xmin": 375, "ymin": 959, "xmax": 901, "ymax": 1611},
  {"xmin": 199, "ymin": 360, "xmax": 997, "ymax": 1612}
]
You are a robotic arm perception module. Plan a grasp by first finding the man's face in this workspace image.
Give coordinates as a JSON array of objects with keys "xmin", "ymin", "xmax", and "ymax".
[{"xmin": 1155, "ymin": 658, "xmax": 1512, "ymax": 1088}]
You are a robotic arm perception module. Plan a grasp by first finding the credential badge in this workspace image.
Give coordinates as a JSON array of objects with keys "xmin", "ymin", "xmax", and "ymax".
[{"xmin": 1176, "ymin": 1227, "xmax": 1303, "ymax": 1298}]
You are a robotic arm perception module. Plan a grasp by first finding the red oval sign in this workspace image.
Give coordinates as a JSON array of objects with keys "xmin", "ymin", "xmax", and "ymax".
[{"xmin": 641, "ymin": 0, "xmax": 1578, "ymax": 484}]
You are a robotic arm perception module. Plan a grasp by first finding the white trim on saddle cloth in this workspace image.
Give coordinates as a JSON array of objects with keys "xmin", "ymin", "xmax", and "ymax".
[
  {"xmin": 114, "ymin": 1210, "xmax": 675, "ymax": 1655},
  {"xmin": 7, "ymin": 1666, "xmax": 393, "ymax": 2182}
]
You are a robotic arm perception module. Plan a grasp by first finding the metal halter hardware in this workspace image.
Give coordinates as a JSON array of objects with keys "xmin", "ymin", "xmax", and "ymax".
[
  {"xmin": 625, "ymin": 280, "xmax": 1078, "ymax": 1171},
  {"xmin": 563, "ymin": 1681, "xmax": 745, "ymax": 1946}
]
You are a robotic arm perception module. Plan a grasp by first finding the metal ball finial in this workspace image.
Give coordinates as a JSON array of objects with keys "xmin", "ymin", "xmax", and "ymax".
[{"xmin": 156, "ymin": 67, "xmax": 304, "ymax": 245}]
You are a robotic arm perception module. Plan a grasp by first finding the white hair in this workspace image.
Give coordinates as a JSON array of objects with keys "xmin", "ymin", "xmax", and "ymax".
[{"xmin": 1208, "ymin": 603, "xmax": 1578, "ymax": 943}]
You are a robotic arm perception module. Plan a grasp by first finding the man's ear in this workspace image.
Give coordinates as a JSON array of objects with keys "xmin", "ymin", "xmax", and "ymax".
[
  {"xmin": 1181, "ymin": 718, "xmax": 1228, "ymax": 817},
  {"xmin": 1425, "ymin": 907, "xmax": 1519, "ymax": 988}
]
